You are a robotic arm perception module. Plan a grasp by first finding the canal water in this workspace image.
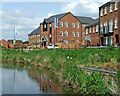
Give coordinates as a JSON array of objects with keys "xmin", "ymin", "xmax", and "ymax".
[{"xmin": 1, "ymin": 62, "xmax": 72, "ymax": 94}]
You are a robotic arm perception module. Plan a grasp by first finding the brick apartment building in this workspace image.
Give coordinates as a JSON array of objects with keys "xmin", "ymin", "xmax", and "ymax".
[
  {"xmin": 28, "ymin": 26, "xmax": 40, "ymax": 48},
  {"xmin": 28, "ymin": 0, "xmax": 120, "ymax": 48},
  {"xmin": 8, "ymin": 40, "xmax": 23, "ymax": 48},
  {"xmin": 99, "ymin": 1, "xmax": 120, "ymax": 46},
  {"xmin": 39, "ymin": 12, "xmax": 95, "ymax": 48},
  {"xmin": 85, "ymin": 19, "xmax": 99, "ymax": 46}
]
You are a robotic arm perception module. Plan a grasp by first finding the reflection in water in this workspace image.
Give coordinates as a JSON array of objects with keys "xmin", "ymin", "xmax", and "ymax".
[
  {"xmin": 28, "ymin": 68, "xmax": 64, "ymax": 94},
  {"xmin": 2, "ymin": 63, "xmax": 71, "ymax": 94}
]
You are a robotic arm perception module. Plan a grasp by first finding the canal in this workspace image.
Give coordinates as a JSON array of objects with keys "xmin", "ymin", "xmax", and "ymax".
[{"xmin": 1, "ymin": 62, "xmax": 72, "ymax": 94}]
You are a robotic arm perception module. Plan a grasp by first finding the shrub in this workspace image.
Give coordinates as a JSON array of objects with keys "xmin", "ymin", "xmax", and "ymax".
[{"xmin": 108, "ymin": 45, "xmax": 114, "ymax": 51}]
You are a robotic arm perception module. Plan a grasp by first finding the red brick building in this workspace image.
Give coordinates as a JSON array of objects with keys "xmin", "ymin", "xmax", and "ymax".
[
  {"xmin": 39, "ymin": 12, "xmax": 95, "ymax": 48},
  {"xmin": 8, "ymin": 40, "xmax": 23, "ymax": 48},
  {"xmin": 99, "ymin": 1, "xmax": 120, "ymax": 46},
  {"xmin": 85, "ymin": 19, "xmax": 100, "ymax": 46},
  {"xmin": 28, "ymin": 27, "xmax": 40, "ymax": 48},
  {"xmin": 0, "ymin": 39, "xmax": 9, "ymax": 48}
]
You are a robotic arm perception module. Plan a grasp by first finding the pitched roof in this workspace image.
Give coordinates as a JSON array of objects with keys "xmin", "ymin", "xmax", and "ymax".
[
  {"xmin": 40, "ymin": 12, "xmax": 69, "ymax": 24},
  {"xmin": 85, "ymin": 18, "xmax": 99, "ymax": 28},
  {"xmin": 75, "ymin": 16, "xmax": 96, "ymax": 24},
  {"xmin": 28, "ymin": 26, "xmax": 40, "ymax": 36},
  {"xmin": 99, "ymin": 1, "xmax": 111, "ymax": 8},
  {"xmin": 40, "ymin": 12, "xmax": 96, "ymax": 24}
]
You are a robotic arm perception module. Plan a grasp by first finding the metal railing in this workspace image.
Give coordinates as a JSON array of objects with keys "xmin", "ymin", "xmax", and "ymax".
[{"xmin": 77, "ymin": 65, "xmax": 117, "ymax": 74}]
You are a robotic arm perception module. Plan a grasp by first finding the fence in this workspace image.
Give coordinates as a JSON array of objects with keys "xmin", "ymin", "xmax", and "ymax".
[{"xmin": 77, "ymin": 65, "xmax": 117, "ymax": 75}]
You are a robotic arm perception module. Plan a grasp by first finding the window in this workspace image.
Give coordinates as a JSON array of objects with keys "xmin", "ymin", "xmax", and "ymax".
[
  {"xmin": 76, "ymin": 32, "xmax": 79, "ymax": 37},
  {"xmin": 60, "ymin": 31, "xmax": 63, "ymax": 36},
  {"xmin": 109, "ymin": 36, "xmax": 114, "ymax": 45},
  {"xmin": 72, "ymin": 32, "xmax": 75, "ymax": 37},
  {"xmin": 86, "ymin": 28, "xmax": 88, "ymax": 34},
  {"xmin": 70, "ymin": 40, "xmax": 74, "ymax": 42},
  {"xmin": 65, "ymin": 31, "xmax": 68, "ymax": 36},
  {"xmin": 59, "ymin": 39, "xmax": 63, "ymax": 43},
  {"xmin": 100, "ymin": 23, "xmax": 103, "ymax": 34},
  {"xmin": 115, "ymin": 2, "xmax": 118, "ymax": 11},
  {"xmin": 60, "ymin": 22, "xmax": 63, "ymax": 27},
  {"xmin": 104, "ymin": 37, "xmax": 108, "ymax": 46},
  {"xmin": 76, "ymin": 40, "xmax": 79, "ymax": 43},
  {"xmin": 64, "ymin": 40, "xmax": 68, "ymax": 44},
  {"xmin": 96, "ymin": 25, "xmax": 98, "ymax": 32},
  {"xmin": 65, "ymin": 22, "xmax": 68, "ymax": 27},
  {"xmin": 90, "ymin": 27, "xmax": 91, "ymax": 33},
  {"xmin": 83, "ymin": 32, "xmax": 85, "ymax": 37},
  {"xmin": 104, "ymin": 22, "xmax": 108, "ymax": 33},
  {"xmin": 83, "ymin": 24, "xmax": 86, "ymax": 29},
  {"xmin": 109, "ymin": 20, "xmax": 113, "ymax": 32},
  {"xmin": 93, "ymin": 26, "xmax": 95, "ymax": 33},
  {"xmin": 44, "ymin": 24, "xmax": 46, "ymax": 28},
  {"xmin": 72, "ymin": 23, "xmax": 75, "ymax": 28},
  {"xmin": 105, "ymin": 7, "xmax": 107, "ymax": 14},
  {"xmin": 76, "ymin": 23, "xmax": 79, "ymax": 28},
  {"xmin": 110, "ymin": 4, "xmax": 113, "ymax": 12},
  {"xmin": 101, "ymin": 8, "xmax": 103, "ymax": 16},
  {"xmin": 115, "ymin": 18, "xmax": 118, "ymax": 28},
  {"xmin": 50, "ymin": 24, "xmax": 52, "ymax": 27}
]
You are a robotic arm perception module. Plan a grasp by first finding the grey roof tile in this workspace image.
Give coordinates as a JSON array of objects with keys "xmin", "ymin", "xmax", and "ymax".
[
  {"xmin": 85, "ymin": 18, "xmax": 99, "ymax": 28},
  {"xmin": 28, "ymin": 26, "xmax": 40, "ymax": 36},
  {"xmin": 75, "ymin": 16, "xmax": 96, "ymax": 24}
]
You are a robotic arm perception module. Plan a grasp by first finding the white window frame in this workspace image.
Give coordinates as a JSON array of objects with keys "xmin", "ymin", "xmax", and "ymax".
[
  {"xmin": 44, "ymin": 24, "xmax": 46, "ymax": 28},
  {"xmin": 86, "ymin": 28, "xmax": 88, "ymax": 35},
  {"xmin": 110, "ymin": 36, "xmax": 114, "ymax": 45},
  {"xmin": 72, "ymin": 32, "xmax": 75, "ymax": 37},
  {"xmin": 60, "ymin": 31, "xmax": 63, "ymax": 36},
  {"xmin": 109, "ymin": 19, "xmax": 113, "ymax": 32},
  {"xmin": 96, "ymin": 25, "xmax": 98, "ymax": 32},
  {"xmin": 65, "ymin": 22, "xmax": 68, "ymax": 28},
  {"xmin": 115, "ymin": 2, "xmax": 118, "ymax": 11},
  {"xmin": 101, "ymin": 8, "xmax": 103, "ymax": 16},
  {"xmin": 115, "ymin": 18, "xmax": 118, "ymax": 28},
  {"xmin": 72, "ymin": 23, "xmax": 75, "ymax": 28},
  {"xmin": 65, "ymin": 31, "xmax": 68, "ymax": 36},
  {"xmin": 76, "ymin": 40, "xmax": 79, "ymax": 43},
  {"xmin": 89, "ymin": 27, "xmax": 91, "ymax": 33},
  {"xmin": 64, "ymin": 40, "xmax": 68, "ymax": 44},
  {"xmin": 76, "ymin": 23, "xmax": 79, "ymax": 28},
  {"xmin": 104, "ymin": 22, "xmax": 108, "ymax": 33},
  {"xmin": 83, "ymin": 32, "xmax": 85, "ymax": 37},
  {"xmin": 60, "ymin": 22, "xmax": 63, "ymax": 27},
  {"xmin": 76, "ymin": 32, "xmax": 79, "ymax": 37},
  {"xmin": 50, "ymin": 24, "xmax": 52, "ymax": 27},
  {"xmin": 83, "ymin": 24, "xmax": 86, "ymax": 29},
  {"xmin": 110, "ymin": 4, "xmax": 113, "ymax": 13},
  {"xmin": 105, "ymin": 6, "xmax": 107, "ymax": 15}
]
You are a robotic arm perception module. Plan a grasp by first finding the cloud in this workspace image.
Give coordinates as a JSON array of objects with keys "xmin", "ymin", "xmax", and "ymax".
[
  {"xmin": 47, "ymin": 12, "xmax": 55, "ymax": 17},
  {"xmin": 1, "ymin": 10, "xmax": 43, "ymax": 41},
  {"xmin": 62, "ymin": 0, "xmax": 110, "ymax": 18}
]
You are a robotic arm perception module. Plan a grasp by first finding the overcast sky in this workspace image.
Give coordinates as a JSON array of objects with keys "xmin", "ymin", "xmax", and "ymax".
[{"xmin": 1, "ymin": 0, "xmax": 110, "ymax": 41}]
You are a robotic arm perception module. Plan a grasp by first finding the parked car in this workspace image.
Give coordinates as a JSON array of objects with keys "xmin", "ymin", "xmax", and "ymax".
[{"xmin": 47, "ymin": 45, "xmax": 59, "ymax": 49}]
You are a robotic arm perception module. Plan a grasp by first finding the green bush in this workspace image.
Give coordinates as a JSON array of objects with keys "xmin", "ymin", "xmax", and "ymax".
[{"xmin": 81, "ymin": 72, "xmax": 110, "ymax": 95}]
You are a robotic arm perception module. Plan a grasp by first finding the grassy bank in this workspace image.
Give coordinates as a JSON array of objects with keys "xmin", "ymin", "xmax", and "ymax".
[{"xmin": 2, "ymin": 47, "xmax": 120, "ymax": 94}]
